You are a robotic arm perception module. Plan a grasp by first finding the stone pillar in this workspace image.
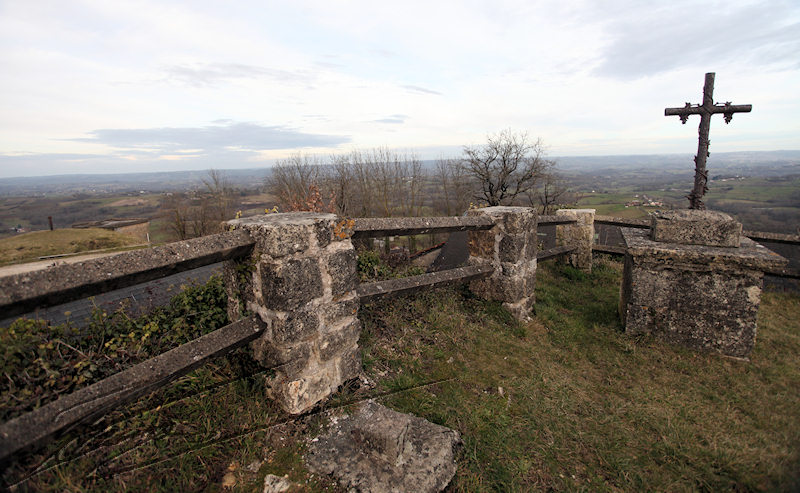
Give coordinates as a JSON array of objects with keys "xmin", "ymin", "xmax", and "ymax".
[
  {"xmin": 555, "ymin": 208, "xmax": 595, "ymax": 272},
  {"xmin": 225, "ymin": 213, "xmax": 360, "ymax": 414},
  {"xmin": 619, "ymin": 210, "xmax": 787, "ymax": 358},
  {"xmin": 466, "ymin": 206, "xmax": 537, "ymax": 321}
]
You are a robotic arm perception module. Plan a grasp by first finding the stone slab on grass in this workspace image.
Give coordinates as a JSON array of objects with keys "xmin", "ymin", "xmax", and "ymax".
[{"xmin": 306, "ymin": 400, "xmax": 461, "ymax": 493}]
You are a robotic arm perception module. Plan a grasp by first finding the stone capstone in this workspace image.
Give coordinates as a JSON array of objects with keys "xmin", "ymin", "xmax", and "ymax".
[
  {"xmin": 227, "ymin": 212, "xmax": 341, "ymax": 258},
  {"xmin": 620, "ymin": 227, "xmax": 787, "ymax": 358},
  {"xmin": 650, "ymin": 209, "xmax": 742, "ymax": 247},
  {"xmin": 306, "ymin": 400, "xmax": 461, "ymax": 493}
]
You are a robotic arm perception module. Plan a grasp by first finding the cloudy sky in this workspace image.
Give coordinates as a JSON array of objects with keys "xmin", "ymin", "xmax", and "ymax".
[{"xmin": 1, "ymin": 0, "xmax": 798, "ymax": 178}]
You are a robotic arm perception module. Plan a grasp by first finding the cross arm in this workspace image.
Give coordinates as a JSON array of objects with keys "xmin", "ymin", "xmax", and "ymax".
[{"xmin": 665, "ymin": 104, "xmax": 752, "ymax": 117}]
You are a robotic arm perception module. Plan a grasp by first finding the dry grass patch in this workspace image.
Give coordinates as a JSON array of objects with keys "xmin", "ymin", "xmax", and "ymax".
[{"xmin": 0, "ymin": 228, "xmax": 142, "ymax": 266}]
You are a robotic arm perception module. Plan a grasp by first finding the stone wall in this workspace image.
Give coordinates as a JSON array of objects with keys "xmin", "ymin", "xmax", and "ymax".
[
  {"xmin": 466, "ymin": 207, "xmax": 538, "ymax": 321},
  {"xmin": 225, "ymin": 213, "xmax": 361, "ymax": 414}
]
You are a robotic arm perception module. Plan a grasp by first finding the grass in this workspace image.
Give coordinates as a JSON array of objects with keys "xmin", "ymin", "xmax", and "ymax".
[
  {"xmin": 2, "ymin": 259, "xmax": 798, "ymax": 491},
  {"xmin": 0, "ymin": 228, "xmax": 143, "ymax": 266}
]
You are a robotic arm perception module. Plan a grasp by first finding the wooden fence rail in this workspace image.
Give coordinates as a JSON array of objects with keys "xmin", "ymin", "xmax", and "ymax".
[
  {"xmin": 357, "ymin": 265, "xmax": 494, "ymax": 302},
  {"xmin": 0, "ymin": 316, "xmax": 267, "ymax": 464},
  {"xmin": 0, "ymin": 230, "xmax": 255, "ymax": 318},
  {"xmin": 536, "ymin": 215, "xmax": 578, "ymax": 226},
  {"xmin": 537, "ymin": 245, "xmax": 578, "ymax": 261},
  {"xmin": 351, "ymin": 216, "xmax": 495, "ymax": 238}
]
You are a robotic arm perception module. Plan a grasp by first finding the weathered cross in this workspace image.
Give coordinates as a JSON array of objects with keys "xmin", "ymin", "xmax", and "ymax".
[{"xmin": 665, "ymin": 72, "xmax": 752, "ymax": 209}]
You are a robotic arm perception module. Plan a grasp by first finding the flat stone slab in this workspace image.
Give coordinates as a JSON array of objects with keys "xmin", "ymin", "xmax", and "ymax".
[
  {"xmin": 625, "ymin": 227, "xmax": 787, "ymax": 273},
  {"xmin": 306, "ymin": 400, "xmax": 461, "ymax": 493},
  {"xmin": 650, "ymin": 209, "xmax": 742, "ymax": 247}
]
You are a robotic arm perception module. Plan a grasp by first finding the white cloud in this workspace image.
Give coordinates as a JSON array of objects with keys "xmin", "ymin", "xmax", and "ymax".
[{"xmin": 0, "ymin": 0, "xmax": 798, "ymax": 177}]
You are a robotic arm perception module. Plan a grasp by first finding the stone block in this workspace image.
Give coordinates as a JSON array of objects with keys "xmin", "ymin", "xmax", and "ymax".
[
  {"xmin": 650, "ymin": 209, "xmax": 742, "ymax": 247},
  {"xmin": 316, "ymin": 318, "xmax": 361, "ymax": 361},
  {"xmin": 306, "ymin": 401, "xmax": 461, "ymax": 492},
  {"xmin": 467, "ymin": 206, "xmax": 536, "ymax": 235},
  {"xmin": 260, "ymin": 257, "xmax": 323, "ymax": 311},
  {"xmin": 467, "ymin": 229, "xmax": 495, "ymax": 259},
  {"xmin": 271, "ymin": 308, "xmax": 319, "ymax": 344},
  {"xmin": 620, "ymin": 227, "xmax": 787, "ymax": 358},
  {"xmin": 498, "ymin": 234, "xmax": 525, "ymax": 263},
  {"xmin": 336, "ymin": 345, "xmax": 362, "ymax": 382},
  {"xmin": 320, "ymin": 296, "xmax": 359, "ymax": 325},
  {"xmin": 327, "ymin": 247, "xmax": 358, "ymax": 297},
  {"xmin": 227, "ymin": 212, "xmax": 338, "ymax": 258},
  {"xmin": 252, "ymin": 339, "xmax": 313, "ymax": 376},
  {"xmin": 274, "ymin": 362, "xmax": 339, "ymax": 414}
]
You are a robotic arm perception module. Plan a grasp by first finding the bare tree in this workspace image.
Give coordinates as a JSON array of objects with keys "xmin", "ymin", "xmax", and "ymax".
[
  {"xmin": 435, "ymin": 157, "xmax": 472, "ymax": 215},
  {"xmin": 530, "ymin": 172, "xmax": 570, "ymax": 214},
  {"xmin": 462, "ymin": 130, "xmax": 553, "ymax": 206},
  {"xmin": 160, "ymin": 169, "xmax": 235, "ymax": 241},
  {"xmin": 268, "ymin": 154, "xmax": 324, "ymax": 210},
  {"xmin": 202, "ymin": 168, "xmax": 234, "ymax": 225}
]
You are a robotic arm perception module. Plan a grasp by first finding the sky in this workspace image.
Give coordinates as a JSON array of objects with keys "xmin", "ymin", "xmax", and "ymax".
[{"xmin": 0, "ymin": 0, "xmax": 798, "ymax": 178}]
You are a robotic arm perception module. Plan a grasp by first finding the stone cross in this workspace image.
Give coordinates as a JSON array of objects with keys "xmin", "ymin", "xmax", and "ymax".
[{"xmin": 665, "ymin": 72, "xmax": 752, "ymax": 209}]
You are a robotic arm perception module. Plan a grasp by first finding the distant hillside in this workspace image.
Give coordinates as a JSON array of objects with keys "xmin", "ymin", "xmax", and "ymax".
[
  {"xmin": 1, "ymin": 150, "xmax": 798, "ymax": 196},
  {"xmin": 554, "ymin": 150, "xmax": 800, "ymax": 175},
  {"xmin": 0, "ymin": 168, "xmax": 273, "ymax": 196},
  {"xmin": 0, "ymin": 228, "xmax": 143, "ymax": 266}
]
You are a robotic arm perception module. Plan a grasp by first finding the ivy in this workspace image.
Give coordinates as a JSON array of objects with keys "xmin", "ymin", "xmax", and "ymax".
[{"xmin": 0, "ymin": 275, "xmax": 229, "ymax": 422}]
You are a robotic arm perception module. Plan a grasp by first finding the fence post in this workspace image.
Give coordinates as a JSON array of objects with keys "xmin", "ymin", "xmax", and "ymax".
[
  {"xmin": 555, "ymin": 208, "xmax": 595, "ymax": 272},
  {"xmin": 225, "ymin": 213, "xmax": 360, "ymax": 414},
  {"xmin": 466, "ymin": 206, "xmax": 538, "ymax": 321}
]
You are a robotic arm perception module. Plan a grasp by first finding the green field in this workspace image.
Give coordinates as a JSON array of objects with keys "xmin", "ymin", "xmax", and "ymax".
[{"xmin": 575, "ymin": 174, "xmax": 800, "ymax": 233}]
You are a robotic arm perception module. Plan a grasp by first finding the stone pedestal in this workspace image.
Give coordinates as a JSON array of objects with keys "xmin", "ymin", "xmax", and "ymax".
[
  {"xmin": 466, "ymin": 206, "xmax": 537, "ymax": 321},
  {"xmin": 225, "ymin": 213, "xmax": 360, "ymax": 414},
  {"xmin": 556, "ymin": 208, "xmax": 595, "ymax": 272},
  {"xmin": 620, "ymin": 211, "xmax": 786, "ymax": 358}
]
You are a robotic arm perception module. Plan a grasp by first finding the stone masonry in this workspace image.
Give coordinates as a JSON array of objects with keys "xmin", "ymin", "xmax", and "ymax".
[
  {"xmin": 556, "ymin": 208, "xmax": 595, "ymax": 272},
  {"xmin": 224, "ymin": 213, "xmax": 361, "ymax": 414},
  {"xmin": 620, "ymin": 210, "xmax": 787, "ymax": 358},
  {"xmin": 466, "ymin": 207, "xmax": 537, "ymax": 321}
]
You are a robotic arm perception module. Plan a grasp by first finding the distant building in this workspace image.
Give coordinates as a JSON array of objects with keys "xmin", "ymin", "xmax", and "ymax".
[{"xmin": 72, "ymin": 218, "xmax": 150, "ymax": 243}]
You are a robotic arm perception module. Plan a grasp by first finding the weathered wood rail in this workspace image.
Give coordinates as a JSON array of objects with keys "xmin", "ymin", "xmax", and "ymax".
[
  {"xmin": 537, "ymin": 245, "xmax": 578, "ymax": 261},
  {"xmin": 0, "ymin": 317, "xmax": 266, "ymax": 462},
  {"xmin": 0, "ymin": 230, "xmax": 255, "ymax": 319},
  {"xmin": 352, "ymin": 216, "xmax": 495, "ymax": 238},
  {"xmin": 357, "ymin": 265, "xmax": 494, "ymax": 302},
  {"xmin": 353, "ymin": 215, "xmax": 502, "ymax": 301},
  {"xmin": 0, "ymin": 229, "xmax": 260, "ymax": 465},
  {"xmin": 0, "ymin": 214, "xmax": 507, "ymax": 465}
]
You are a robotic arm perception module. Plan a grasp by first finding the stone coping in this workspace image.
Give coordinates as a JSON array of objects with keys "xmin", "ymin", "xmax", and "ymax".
[{"xmin": 621, "ymin": 228, "xmax": 787, "ymax": 272}]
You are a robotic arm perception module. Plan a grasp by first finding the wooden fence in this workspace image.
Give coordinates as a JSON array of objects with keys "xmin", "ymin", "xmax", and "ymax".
[
  {"xmin": 2, "ymin": 214, "xmax": 555, "ymax": 465},
  {"xmin": 2, "ymin": 210, "xmax": 795, "ymax": 465}
]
